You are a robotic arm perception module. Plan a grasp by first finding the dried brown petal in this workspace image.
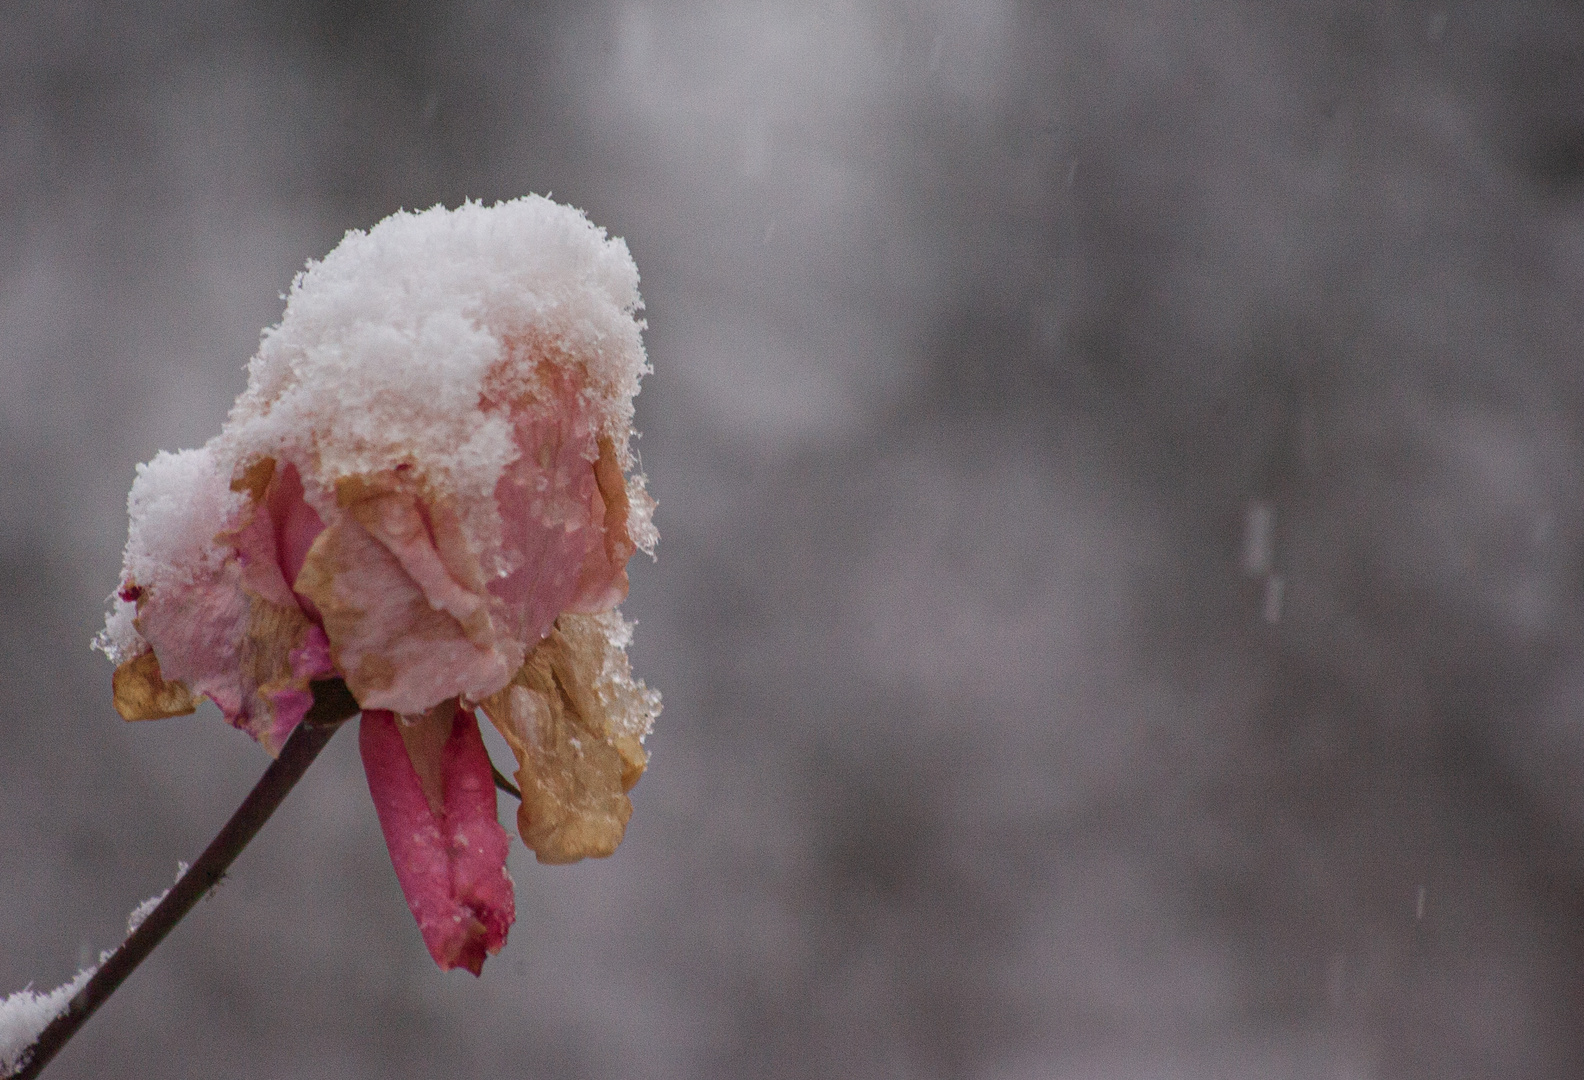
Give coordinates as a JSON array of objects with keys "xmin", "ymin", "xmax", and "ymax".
[
  {"xmin": 112, "ymin": 650, "xmax": 197, "ymax": 721},
  {"xmin": 478, "ymin": 613, "xmax": 657, "ymax": 863}
]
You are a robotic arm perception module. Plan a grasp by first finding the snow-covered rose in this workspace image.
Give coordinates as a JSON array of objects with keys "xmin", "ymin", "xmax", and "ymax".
[{"xmin": 96, "ymin": 197, "xmax": 660, "ymax": 973}]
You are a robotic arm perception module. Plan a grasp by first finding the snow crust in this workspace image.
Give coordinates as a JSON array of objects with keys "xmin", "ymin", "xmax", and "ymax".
[{"xmin": 97, "ymin": 197, "xmax": 652, "ymax": 664}]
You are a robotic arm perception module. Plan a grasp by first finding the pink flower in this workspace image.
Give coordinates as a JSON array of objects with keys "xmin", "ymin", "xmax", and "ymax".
[{"xmin": 97, "ymin": 199, "xmax": 660, "ymax": 974}]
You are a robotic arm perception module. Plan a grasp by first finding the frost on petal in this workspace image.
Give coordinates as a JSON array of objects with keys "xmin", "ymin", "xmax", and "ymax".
[
  {"xmin": 359, "ymin": 705, "xmax": 514, "ymax": 975},
  {"xmin": 217, "ymin": 197, "xmax": 650, "ymax": 529},
  {"xmin": 97, "ymin": 446, "xmax": 247, "ymax": 666},
  {"xmin": 93, "ymin": 595, "xmax": 143, "ymax": 666},
  {"xmin": 294, "ymin": 472, "xmax": 518, "ymax": 714},
  {"xmin": 479, "ymin": 611, "xmax": 659, "ymax": 864}
]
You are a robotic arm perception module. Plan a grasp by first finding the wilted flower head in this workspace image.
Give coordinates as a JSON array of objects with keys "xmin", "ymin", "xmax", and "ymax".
[{"xmin": 96, "ymin": 197, "xmax": 660, "ymax": 974}]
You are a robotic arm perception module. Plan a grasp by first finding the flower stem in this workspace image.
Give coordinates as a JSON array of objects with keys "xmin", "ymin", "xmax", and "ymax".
[{"xmin": 12, "ymin": 680, "xmax": 361, "ymax": 1080}]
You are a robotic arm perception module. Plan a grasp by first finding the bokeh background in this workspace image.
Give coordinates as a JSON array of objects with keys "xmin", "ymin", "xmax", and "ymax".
[{"xmin": 5, "ymin": 1, "xmax": 1584, "ymax": 1076}]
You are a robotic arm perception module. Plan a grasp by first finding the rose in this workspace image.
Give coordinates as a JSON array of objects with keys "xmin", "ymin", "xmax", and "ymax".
[{"xmin": 97, "ymin": 197, "xmax": 660, "ymax": 973}]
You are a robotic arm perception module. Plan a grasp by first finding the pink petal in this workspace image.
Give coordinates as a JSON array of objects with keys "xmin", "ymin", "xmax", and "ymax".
[
  {"xmin": 268, "ymin": 460, "xmax": 326, "ymax": 593},
  {"xmin": 339, "ymin": 480, "xmax": 491, "ymax": 635},
  {"xmin": 359, "ymin": 706, "xmax": 515, "ymax": 974},
  {"xmin": 254, "ymin": 624, "xmax": 335, "ymax": 752},
  {"xmin": 131, "ymin": 560, "xmax": 250, "ymax": 719},
  {"xmin": 137, "ymin": 460, "xmax": 333, "ymax": 754},
  {"xmin": 488, "ymin": 366, "xmax": 631, "ymax": 644},
  {"xmin": 294, "ymin": 485, "xmax": 517, "ymax": 714}
]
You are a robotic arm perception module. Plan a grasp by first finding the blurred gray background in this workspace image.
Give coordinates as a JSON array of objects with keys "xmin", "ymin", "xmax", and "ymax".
[{"xmin": 5, "ymin": 1, "xmax": 1584, "ymax": 1077}]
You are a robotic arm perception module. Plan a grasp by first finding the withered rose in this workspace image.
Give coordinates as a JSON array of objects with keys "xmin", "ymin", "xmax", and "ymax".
[{"xmin": 97, "ymin": 198, "xmax": 660, "ymax": 974}]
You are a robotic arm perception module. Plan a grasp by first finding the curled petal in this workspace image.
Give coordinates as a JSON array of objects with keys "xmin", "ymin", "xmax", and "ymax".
[
  {"xmin": 112, "ymin": 650, "xmax": 197, "ymax": 721},
  {"xmin": 337, "ymin": 474, "xmax": 492, "ymax": 637},
  {"xmin": 124, "ymin": 555, "xmax": 248, "ymax": 721},
  {"xmin": 131, "ymin": 563, "xmax": 326, "ymax": 757},
  {"xmin": 293, "ymin": 476, "xmax": 518, "ymax": 714},
  {"xmin": 360, "ymin": 705, "xmax": 515, "ymax": 974},
  {"xmin": 565, "ymin": 434, "xmax": 636, "ymax": 615}
]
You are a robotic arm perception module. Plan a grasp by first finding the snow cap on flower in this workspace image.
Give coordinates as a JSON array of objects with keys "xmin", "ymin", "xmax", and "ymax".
[{"xmin": 97, "ymin": 197, "xmax": 661, "ymax": 972}]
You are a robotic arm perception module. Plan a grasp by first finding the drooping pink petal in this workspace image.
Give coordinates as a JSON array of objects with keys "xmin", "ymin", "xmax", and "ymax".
[{"xmin": 359, "ymin": 706, "xmax": 515, "ymax": 974}]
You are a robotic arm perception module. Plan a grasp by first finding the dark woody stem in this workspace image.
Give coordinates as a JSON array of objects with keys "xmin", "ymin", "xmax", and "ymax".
[{"xmin": 11, "ymin": 679, "xmax": 362, "ymax": 1080}]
